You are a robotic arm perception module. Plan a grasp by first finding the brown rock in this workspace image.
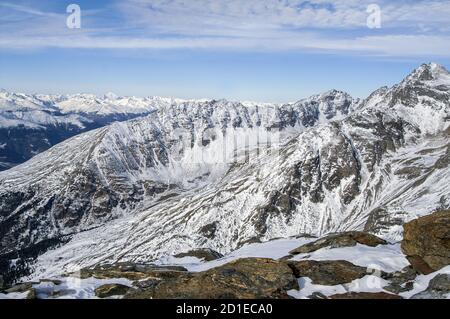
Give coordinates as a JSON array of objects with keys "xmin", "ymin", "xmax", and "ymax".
[
  {"xmin": 289, "ymin": 231, "xmax": 387, "ymax": 255},
  {"xmin": 4, "ymin": 282, "xmax": 37, "ymax": 293},
  {"xmin": 76, "ymin": 269, "xmax": 151, "ymax": 281},
  {"xmin": 40, "ymin": 279, "xmax": 63, "ymax": 285},
  {"xmin": 287, "ymin": 260, "xmax": 368, "ymax": 285},
  {"xmin": 125, "ymin": 258, "xmax": 298, "ymax": 299},
  {"xmin": 401, "ymin": 210, "xmax": 450, "ymax": 273},
  {"xmin": 329, "ymin": 292, "xmax": 402, "ymax": 299},
  {"xmin": 75, "ymin": 263, "xmax": 187, "ymax": 280},
  {"xmin": 174, "ymin": 248, "xmax": 224, "ymax": 261},
  {"xmin": 26, "ymin": 288, "xmax": 37, "ymax": 299},
  {"xmin": 405, "ymin": 256, "xmax": 435, "ymax": 275},
  {"xmin": 95, "ymin": 284, "xmax": 130, "ymax": 298}
]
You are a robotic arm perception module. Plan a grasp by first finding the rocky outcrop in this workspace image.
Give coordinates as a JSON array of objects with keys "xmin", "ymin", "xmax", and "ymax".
[
  {"xmin": 289, "ymin": 232, "xmax": 387, "ymax": 255},
  {"xmin": 286, "ymin": 260, "xmax": 368, "ymax": 285},
  {"xmin": 174, "ymin": 248, "xmax": 224, "ymax": 261},
  {"xmin": 383, "ymin": 266, "xmax": 417, "ymax": 294},
  {"xmin": 95, "ymin": 284, "xmax": 130, "ymax": 298},
  {"xmin": 26, "ymin": 288, "xmax": 37, "ymax": 299},
  {"xmin": 403, "ymin": 256, "xmax": 436, "ymax": 275},
  {"xmin": 401, "ymin": 210, "xmax": 450, "ymax": 274},
  {"xmin": 364, "ymin": 208, "xmax": 407, "ymax": 235},
  {"xmin": 3, "ymin": 282, "xmax": 39, "ymax": 293},
  {"xmin": 125, "ymin": 258, "xmax": 298, "ymax": 299},
  {"xmin": 411, "ymin": 274, "xmax": 450, "ymax": 299},
  {"xmin": 74, "ymin": 263, "xmax": 187, "ymax": 281}
]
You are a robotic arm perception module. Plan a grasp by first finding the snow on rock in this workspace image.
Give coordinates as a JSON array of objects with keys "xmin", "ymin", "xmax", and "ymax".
[
  {"xmin": 158, "ymin": 237, "xmax": 317, "ymax": 272},
  {"xmin": 290, "ymin": 244, "xmax": 410, "ymax": 273},
  {"xmin": 399, "ymin": 266, "xmax": 450, "ymax": 299},
  {"xmin": 287, "ymin": 275, "xmax": 391, "ymax": 299}
]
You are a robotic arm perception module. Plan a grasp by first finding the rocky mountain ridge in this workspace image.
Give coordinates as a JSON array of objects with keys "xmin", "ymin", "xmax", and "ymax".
[{"xmin": 0, "ymin": 63, "xmax": 449, "ymax": 285}]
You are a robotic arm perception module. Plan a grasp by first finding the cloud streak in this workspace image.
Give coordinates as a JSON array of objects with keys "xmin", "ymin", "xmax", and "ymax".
[{"xmin": 0, "ymin": 0, "xmax": 449, "ymax": 58}]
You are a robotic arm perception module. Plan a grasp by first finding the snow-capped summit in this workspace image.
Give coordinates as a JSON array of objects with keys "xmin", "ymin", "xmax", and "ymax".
[
  {"xmin": 360, "ymin": 63, "xmax": 450, "ymax": 134},
  {"xmin": 103, "ymin": 92, "xmax": 119, "ymax": 100},
  {"xmin": 404, "ymin": 63, "xmax": 450, "ymax": 86}
]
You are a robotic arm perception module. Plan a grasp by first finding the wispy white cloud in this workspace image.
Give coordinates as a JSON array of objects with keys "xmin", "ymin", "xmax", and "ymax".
[{"xmin": 0, "ymin": 0, "xmax": 449, "ymax": 57}]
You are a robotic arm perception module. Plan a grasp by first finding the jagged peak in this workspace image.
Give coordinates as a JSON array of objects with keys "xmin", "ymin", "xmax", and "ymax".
[
  {"xmin": 293, "ymin": 89, "xmax": 352, "ymax": 105},
  {"xmin": 403, "ymin": 63, "xmax": 450, "ymax": 85},
  {"xmin": 321, "ymin": 89, "xmax": 350, "ymax": 96},
  {"xmin": 103, "ymin": 92, "xmax": 119, "ymax": 100}
]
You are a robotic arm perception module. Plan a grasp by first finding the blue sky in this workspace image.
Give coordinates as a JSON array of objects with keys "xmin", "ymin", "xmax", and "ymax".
[{"xmin": 1, "ymin": 0, "xmax": 450, "ymax": 102}]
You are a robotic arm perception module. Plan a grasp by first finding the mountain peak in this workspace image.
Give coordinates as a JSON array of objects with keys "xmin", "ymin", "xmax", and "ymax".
[
  {"xmin": 104, "ymin": 92, "xmax": 119, "ymax": 100},
  {"xmin": 404, "ymin": 63, "xmax": 450, "ymax": 85}
]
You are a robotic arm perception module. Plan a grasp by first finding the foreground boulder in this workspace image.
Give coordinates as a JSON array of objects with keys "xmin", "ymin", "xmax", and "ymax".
[
  {"xmin": 401, "ymin": 210, "xmax": 450, "ymax": 274},
  {"xmin": 289, "ymin": 231, "xmax": 387, "ymax": 255},
  {"xmin": 174, "ymin": 248, "xmax": 224, "ymax": 261},
  {"xmin": 95, "ymin": 284, "xmax": 130, "ymax": 298},
  {"xmin": 125, "ymin": 258, "xmax": 298, "ymax": 299},
  {"xmin": 286, "ymin": 260, "xmax": 368, "ymax": 285},
  {"xmin": 411, "ymin": 274, "xmax": 450, "ymax": 299}
]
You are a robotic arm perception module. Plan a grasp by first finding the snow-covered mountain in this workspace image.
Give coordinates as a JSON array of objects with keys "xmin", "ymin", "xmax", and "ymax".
[
  {"xmin": 0, "ymin": 91, "xmax": 207, "ymax": 170},
  {"xmin": 0, "ymin": 89, "xmax": 354, "ymax": 171},
  {"xmin": 0, "ymin": 63, "xmax": 448, "ymax": 284}
]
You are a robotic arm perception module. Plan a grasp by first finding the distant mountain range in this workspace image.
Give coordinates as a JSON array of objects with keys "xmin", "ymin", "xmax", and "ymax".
[{"xmin": 0, "ymin": 91, "xmax": 211, "ymax": 170}]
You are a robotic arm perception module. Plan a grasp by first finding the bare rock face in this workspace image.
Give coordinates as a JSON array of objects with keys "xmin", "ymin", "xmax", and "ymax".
[
  {"xmin": 289, "ymin": 231, "xmax": 387, "ymax": 255},
  {"xmin": 329, "ymin": 292, "xmax": 402, "ymax": 299},
  {"xmin": 364, "ymin": 208, "xmax": 407, "ymax": 235},
  {"xmin": 174, "ymin": 248, "xmax": 224, "ymax": 261},
  {"xmin": 401, "ymin": 210, "xmax": 450, "ymax": 274},
  {"xmin": 95, "ymin": 284, "xmax": 130, "ymax": 298},
  {"xmin": 124, "ymin": 258, "xmax": 298, "ymax": 299},
  {"xmin": 286, "ymin": 260, "xmax": 368, "ymax": 285}
]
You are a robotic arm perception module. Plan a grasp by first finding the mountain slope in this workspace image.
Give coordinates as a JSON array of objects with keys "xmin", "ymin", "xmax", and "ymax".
[
  {"xmin": 0, "ymin": 91, "xmax": 198, "ymax": 170},
  {"xmin": 0, "ymin": 89, "xmax": 355, "ymax": 171},
  {"xmin": 0, "ymin": 64, "xmax": 449, "ymax": 283}
]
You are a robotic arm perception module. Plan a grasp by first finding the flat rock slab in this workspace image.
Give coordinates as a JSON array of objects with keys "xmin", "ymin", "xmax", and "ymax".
[
  {"xmin": 95, "ymin": 284, "xmax": 130, "ymax": 298},
  {"xmin": 125, "ymin": 258, "xmax": 298, "ymax": 299},
  {"xmin": 74, "ymin": 263, "xmax": 188, "ymax": 280},
  {"xmin": 329, "ymin": 292, "xmax": 402, "ymax": 299},
  {"xmin": 289, "ymin": 231, "xmax": 387, "ymax": 255},
  {"xmin": 286, "ymin": 260, "xmax": 368, "ymax": 285},
  {"xmin": 401, "ymin": 210, "xmax": 450, "ymax": 273},
  {"xmin": 4, "ymin": 282, "xmax": 38, "ymax": 293},
  {"xmin": 174, "ymin": 248, "xmax": 224, "ymax": 261}
]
